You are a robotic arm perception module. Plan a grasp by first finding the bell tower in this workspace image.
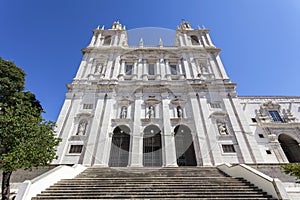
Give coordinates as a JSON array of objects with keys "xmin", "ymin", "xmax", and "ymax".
[
  {"xmin": 175, "ymin": 20, "xmax": 215, "ymax": 47},
  {"xmin": 88, "ymin": 20, "xmax": 128, "ymax": 48}
]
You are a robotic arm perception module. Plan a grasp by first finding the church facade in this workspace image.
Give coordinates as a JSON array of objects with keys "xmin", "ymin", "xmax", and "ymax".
[{"xmin": 53, "ymin": 21, "xmax": 300, "ymax": 167}]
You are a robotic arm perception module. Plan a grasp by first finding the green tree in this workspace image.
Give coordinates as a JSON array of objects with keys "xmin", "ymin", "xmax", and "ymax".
[
  {"xmin": 282, "ymin": 164, "xmax": 300, "ymax": 183},
  {"xmin": 0, "ymin": 58, "xmax": 61, "ymax": 200}
]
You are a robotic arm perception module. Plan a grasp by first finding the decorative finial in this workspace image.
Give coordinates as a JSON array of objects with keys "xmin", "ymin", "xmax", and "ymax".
[
  {"xmin": 101, "ymin": 25, "xmax": 105, "ymax": 30},
  {"xmin": 139, "ymin": 38, "xmax": 144, "ymax": 47},
  {"xmin": 96, "ymin": 25, "xmax": 100, "ymax": 30},
  {"xmin": 159, "ymin": 38, "xmax": 163, "ymax": 47}
]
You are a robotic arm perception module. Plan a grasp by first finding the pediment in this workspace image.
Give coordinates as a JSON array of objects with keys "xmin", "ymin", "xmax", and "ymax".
[
  {"xmin": 117, "ymin": 97, "xmax": 133, "ymax": 105},
  {"xmin": 261, "ymin": 101, "xmax": 281, "ymax": 110},
  {"xmin": 209, "ymin": 111, "xmax": 227, "ymax": 119},
  {"xmin": 144, "ymin": 98, "xmax": 160, "ymax": 105},
  {"xmin": 170, "ymin": 97, "xmax": 186, "ymax": 105}
]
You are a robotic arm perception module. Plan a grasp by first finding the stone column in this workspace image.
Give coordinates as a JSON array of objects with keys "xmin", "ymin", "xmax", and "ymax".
[
  {"xmin": 74, "ymin": 54, "xmax": 91, "ymax": 80},
  {"xmin": 182, "ymin": 55, "xmax": 192, "ymax": 79},
  {"xmin": 88, "ymin": 33, "xmax": 97, "ymax": 47},
  {"xmin": 137, "ymin": 56, "xmax": 143, "ymax": 80},
  {"xmin": 178, "ymin": 60, "xmax": 185, "ymax": 80},
  {"xmin": 104, "ymin": 56, "xmax": 113, "ymax": 79},
  {"xmin": 95, "ymin": 33, "xmax": 102, "ymax": 47},
  {"xmin": 201, "ymin": 34, "xmax": 208, "ymax": 47},
  {"xmin": 189, "ymin": 56, "xmax": 198, "ymax": 79},
  {"xmin": 111, "ymin": 56, "xmax": 120, "ymax": 80},
  {"xmin": 132, "ymin": 62, "xmax": 138, "ymax": 80},
  {"xmin": 142, "ymin": 60, "xmax": 148, "ymax": 81},
  {"xmin": 159, "ymin": 56, "xmax": 166, "ymax": 80},
  {"xmin": 161, "ymin": 93, "xmax": 177, "ymax": 167},
  {"xmin": 155, "ymin": 60, "xmax": 161, "ymax": 80},
  {"xmin": 165, "ymin": 60, "xmax": 171, "ymax": 80},
  {"xmin": 118, "ymin": 60, "xmax": 125, "ymax": 81},
  {"xmin": 206, "ymin": 33, "xmax": 214, "ymax": 47},
  {"xmin": 129, "ymin": 92, "xmax": 143, "ymax": 167}
]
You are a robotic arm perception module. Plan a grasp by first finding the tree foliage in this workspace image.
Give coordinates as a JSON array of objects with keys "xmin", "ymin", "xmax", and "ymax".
[
  {"xmin": 0, "ymin": 58, "xmax": 25, "ymax": 102},
  {"xmin": 0, "ymin": 57, "xmax": 61, "ymax": 199},
  {"xmin": 282, "ymin": 164, "xmax": 300, "ymax": 183}
]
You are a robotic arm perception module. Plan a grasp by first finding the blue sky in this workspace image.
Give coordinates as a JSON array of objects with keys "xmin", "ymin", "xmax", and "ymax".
[{"xmin": 1, "ymin": 0, "xmax": 300, "ymax": 121}]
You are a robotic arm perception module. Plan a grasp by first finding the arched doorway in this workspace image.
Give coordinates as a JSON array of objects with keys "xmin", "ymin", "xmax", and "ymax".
[
  {"xmin": 143, "ymin": 125, "xmax": 162, "ymax": 167},
  {"xmin": 109, "ymin": 125, "xmax": 130, "ymax": 167},
  {"xmin": 279, "ymin": 134, "xmax": 300, "ymax": 163},
  {"xmin": 174, "ymin": 125, "xmax": 197, "ymax": 166}
]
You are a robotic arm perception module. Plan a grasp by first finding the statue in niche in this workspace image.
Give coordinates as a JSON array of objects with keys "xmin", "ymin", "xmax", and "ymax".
[
  {"xmin": 95, "ymin": 64, "xmax": 104, "ymax": 74},
  {"xmin": 177, "ymin": 106, "xmax": 183, "ymax": 118},
  {"xmin": 217, "ymin": 121, "xmax": 228, "ymax": 135},
  {"xmin": 201, "ymin": 65, "xmax": 209, "ymax": 73},
  {"xmin": 120, "ymin": 106, "xmax": 127, "ymax": 119},
  {"xmin": 148, "ymin": 105, "xmax": 155, "ymax": 119},
  {"xmin": 77, "ymin": 120, "xmax": 88, "ymax": 135}
]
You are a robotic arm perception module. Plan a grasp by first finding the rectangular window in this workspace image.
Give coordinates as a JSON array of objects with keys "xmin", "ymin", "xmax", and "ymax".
[
  {"xmin": 148, "ymin": 64, "xmax": 155, "ymax": 75},
  {"xmin": 222, "ymin": 144, "xmax": 235, "ymax": 153},
  {"xmin": 170, "ymin": 64, "xmax": 177, "ymax": 75},
  {"xmin": 83, "ymin": 104, "xmax": 93, "ymax": 109},
  {"xmin": 210, "ymin": 103, "xmax": 221, "ymax": 109},
  {"xmin": 125, "ymin": 64, "xmax": 133, "ymax": 75},
  {"xmin": 258, "ymin": 134, "xmax": 264, "ymax": 138},
  {"xmin": 266, "ymin": 150, "xmax": 272, "ymax": 154},
  {"xmin": 69, "ymin": 145, "xmax": 83, "ymax": 154},
  {"xmin": 269, "ymin": 111, "xmax": 283, "ymax": 122},
  {"xmin": 251, "ymin": 118, "xmax": 257, "ymax": 123}
]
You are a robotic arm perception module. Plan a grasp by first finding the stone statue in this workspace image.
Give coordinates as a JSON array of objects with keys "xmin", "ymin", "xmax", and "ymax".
[
  {"xmin": 77, "ymin": 120, "xmax": 88, "ymax": 135},
  {"xmin": 95, "ymin": 64, "xmax": 103, "ymax": 74},
  {"xmin": 120, "ymin": 106, "xmax": 127, "ymax": 119},
  {"xmin": 148, "ymin": 105, "xmax": 155, "ymax": 119},
  {"xmin": 177, "ymin": 106, "xmax": 183, "ymax": 118},
  {"xmin": 217, "ymin": 122, "xmax": 228, "ymax": 135}
]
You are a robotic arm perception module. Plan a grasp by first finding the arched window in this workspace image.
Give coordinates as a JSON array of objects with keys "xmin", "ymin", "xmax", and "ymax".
[
  {"xmin": 191, "ymin": 35, "xmax": 200, "ymax": 45},
  {"xmin": 76, "ymin": 120, "xmax": 88, "ymax": 135},
  {"xmin": 103, "ymin": 36, "xmax": 111, "ymax": 45}
]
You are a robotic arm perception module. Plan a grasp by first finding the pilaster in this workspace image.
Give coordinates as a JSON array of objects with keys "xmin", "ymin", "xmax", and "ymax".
[
  {"xmin": 94, "ymin": 93, "xmax": 115, "ymax": 166},
  {"xmin": 82, "ymin": 93, "xmax": 106, "ymax": 165},
  {"xmin": 161, "ymin": 92, "xmax": 178, "ymax": 167},
  {"xmin": 129, "ymin": 92, "xmax": 143, "ymax": 167}
]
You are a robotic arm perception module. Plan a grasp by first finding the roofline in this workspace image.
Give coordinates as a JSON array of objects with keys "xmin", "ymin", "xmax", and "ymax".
[{"xmin": 238, "ymin": 96, "xmax": 300, "ymax": 99}]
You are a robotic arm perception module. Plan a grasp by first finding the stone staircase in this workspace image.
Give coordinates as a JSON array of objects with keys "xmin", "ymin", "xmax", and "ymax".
[{"xmin": 32, "ymin": 167, "xmax": 277, "ymax": 199}]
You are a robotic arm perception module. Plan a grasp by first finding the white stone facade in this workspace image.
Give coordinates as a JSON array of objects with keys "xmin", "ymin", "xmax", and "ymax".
[{"xmin": 53, "ymin": 21, "xmax": 300, "ymax": 167}]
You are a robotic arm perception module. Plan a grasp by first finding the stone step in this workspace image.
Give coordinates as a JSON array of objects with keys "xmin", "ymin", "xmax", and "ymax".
[
  {"xmin": 45, "ymin": 188, "xmax": 262, "ymax": 192},
  {"xmin": 48, "ymin": 185, "xmax": 258, "ymax": 189},
  {"xmin": 34, "ymin": 193, "xmax": 274, "ymax": 199},
  {"xmin": 54, "ymin": 182, "xmax": 251, "ymax": 186},
  {"xmin": 41, "ymin": 190, "xmax": 267, "ymax": 195},
  {"xmin": 32, "ymin": 167, "xmax": 275, "ymax": 200},
  {"xmin": 33, "ymin": 198, "xmax": 275, "ymax": 200}
]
